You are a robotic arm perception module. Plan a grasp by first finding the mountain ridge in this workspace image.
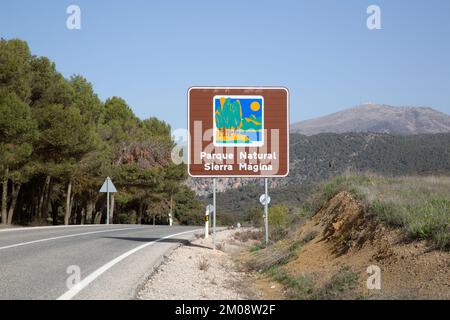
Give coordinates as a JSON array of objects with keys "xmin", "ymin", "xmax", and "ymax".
[{"xmin": 291, "ymin": 104, "xmax": 450, "ymax": 135}]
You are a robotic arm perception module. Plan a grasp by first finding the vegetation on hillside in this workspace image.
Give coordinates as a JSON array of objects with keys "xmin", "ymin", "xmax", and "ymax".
[
  {"xmin": 0, "ymin": 38, "xmax": 203, "ymax": 226},
  {"xmin": 243, "ymin": 173, "xmax": 450, "ymax": 299},
  {"xmin": 318, "ymin": 174, "xmax": 450, "ymax": 250}
]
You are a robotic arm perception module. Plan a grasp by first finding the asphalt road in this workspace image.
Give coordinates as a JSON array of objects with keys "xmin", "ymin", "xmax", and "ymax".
[{"xmin": 0, "ymin": 224, "xmax": 202, "ymax": 300}]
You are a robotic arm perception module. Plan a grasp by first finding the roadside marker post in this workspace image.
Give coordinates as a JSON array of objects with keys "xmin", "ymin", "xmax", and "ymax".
[
  {"xmin": 99, "ymin": 177, "xmax": 117, "ymax": 225},
  {"xmin": 204, "ymin": 208, "xmax": 209, "ymax": 239}
]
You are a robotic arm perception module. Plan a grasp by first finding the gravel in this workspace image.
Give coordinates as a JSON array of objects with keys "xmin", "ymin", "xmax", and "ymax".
[{"xmin": 137, "ymin": 228, "xmax": 257, "ymax": 300}]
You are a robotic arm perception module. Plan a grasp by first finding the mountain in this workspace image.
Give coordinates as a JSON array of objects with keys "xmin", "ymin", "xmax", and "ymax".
[{"xmin": 291, "ymin": 104, "xmax": 450, "ymax": 135}]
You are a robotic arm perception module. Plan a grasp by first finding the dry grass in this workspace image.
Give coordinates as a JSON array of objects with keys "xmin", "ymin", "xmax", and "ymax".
[
  {"xmin": 301, "ymin": 230, "xmax": 318, "ymax": 244},
  {"xmin": 196, "ymin": 256, "xmax": 210, "ymax": 271},
  {"xmin": 319, "ymin": 173, "xmax": 450, "ymax": 249},
  {"xmin": 245, "ymin": 228, "xmax": 322, "ymax": 272},
  {"xmin": 216, "ymin": 241, "xmax": 226, "ymax": 252},
  {"xmin": 234, "ymin": 229, "xmax": 263, "ymax": 243},
  {"xmin": 245, "ymin": 238, "xmax": 302, "ymax": 271},
  {"xmin": 266, "ymin": 265, "xmax": 358, "ymax": 300}
]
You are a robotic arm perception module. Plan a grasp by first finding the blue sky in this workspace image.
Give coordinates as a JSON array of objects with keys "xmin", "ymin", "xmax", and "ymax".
[
  {"xmin": 215, "ymin": 98, "xmax": 263, "ymax": 120},
  {"xmin": 1, "ymin": 0, "xmax": 449, "ymax": 129}
]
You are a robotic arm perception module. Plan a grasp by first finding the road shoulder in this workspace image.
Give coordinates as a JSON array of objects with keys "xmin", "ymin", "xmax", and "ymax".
[{"xmin": 137, "ymin": 228, "xmax": 260, "ymax": 300}]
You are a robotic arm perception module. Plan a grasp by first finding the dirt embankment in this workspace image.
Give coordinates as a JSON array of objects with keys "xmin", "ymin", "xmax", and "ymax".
[{"xmin": 258, "ymin": 191, "xmax": 450, "ymax": 299}]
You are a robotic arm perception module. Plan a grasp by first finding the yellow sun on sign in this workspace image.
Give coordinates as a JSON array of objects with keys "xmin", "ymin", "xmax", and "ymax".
[{"xmin": 250, "ymin": 101, "xmax": 261, "ymax": 111}]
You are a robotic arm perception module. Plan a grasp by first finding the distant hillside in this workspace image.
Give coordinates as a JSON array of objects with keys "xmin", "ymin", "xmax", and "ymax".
[
  {"xmin": 198, "ymin": 133, "xmax": 450, "ymax": 219},
  {"xmin": 291, "ymin": 104, "xmax": 450, "ymax": 135}
]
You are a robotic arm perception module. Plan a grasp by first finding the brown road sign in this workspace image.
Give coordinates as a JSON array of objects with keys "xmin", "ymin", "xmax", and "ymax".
[{"xmin": 188, "ymin": 87, "xmax": 289, "ymax": 177}]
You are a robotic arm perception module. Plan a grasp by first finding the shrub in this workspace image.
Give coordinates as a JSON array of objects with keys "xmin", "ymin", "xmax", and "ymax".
[
  {"xmin": 245, "ymin": 239, "xmax": 301, "ymax": 271},
  {"xmin": 267, "ymin": 267, "xmax": 315, "ymax": 299},
  {"xmin": 268, "ymin": 204, "xmax": 290, "ymax": 241},
  {"xmin": 245, "ymin": 207, "xmax": 264, "ymax": 227},
  {"xmin": 197, "ymin": 256, "xmax": 210, "ymax": 271},
  {"xmin": 234, "ymin": 229, "xmax": 262, "ymax": 242},
  {"xmin": 315, "ymin": 265, "xmax": 358, "ymax": 300},
  {"xmin": 266, "ymin": 265, "xmax": 358, "ymax": 300}
]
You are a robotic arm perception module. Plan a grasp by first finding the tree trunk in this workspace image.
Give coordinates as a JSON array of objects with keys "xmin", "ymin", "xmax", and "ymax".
[
  {"xmin": 51, "ymin": 201, "xmax": 58, "ymax": 225},
  {"xmin": 64, "ymin": 181, "xmax": 72, "ymax": 225},
  {"xmin": 110, "ymin": 194, "xmax": 115, "ymax": 224},
  {"xmin": 86, "ymin": 198, "xmax": 94, "ymax": 224},
  {"xmin": 31, "ymin": 188, "xmax": 37, "ymax": 222},
  {"xmin": 42, "ymin": 178, "xmax": 53, "ymax": 221},
  {"xmin": 1, "ymin": 167, "xmax": 8, "ymax": 224},
  {"xmin": 38, "ymin": 176, "xmax": 51, "ymax": 220},
  {"xmin": 137, "ymin": 201, "xmax": 143, "ymax": 224},
  {"xmin": 80, "ymin": 207, "xmax": 85, "ymax": 225},
  {"xmin": 7, "ymin": 183, "xmax": 21, "ymax": 225},
  {"xmin": 94, "ymin": 196, "xmax": 105, "ymax": 224},
  {"xmin": 37, "ymin": 176, "xmax": 50, "ymax": 221},
  {"xmin": 69, "ymin": 193, "xmax": 75, "ymax": 224}
]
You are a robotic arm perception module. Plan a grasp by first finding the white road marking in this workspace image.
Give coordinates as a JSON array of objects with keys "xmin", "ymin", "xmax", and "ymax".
[
  {"xmin": 0, "ymin": 224, "xmax": 163, "ymax": 233},
  {"xmin": 0, "ymin": 224, "xmax": 113, "ymax": 233},
  {"xmin": 0, "ymin": 226, "xmax": 149, "ymax": 251},
  {"xmin": 57, "ymin": 228, "xmax": 202, "ymax": 300}
]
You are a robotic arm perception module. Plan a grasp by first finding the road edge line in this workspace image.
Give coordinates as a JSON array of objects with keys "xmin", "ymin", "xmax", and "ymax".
[
  {"xmin": 0, "ymin": 226, "xmax": 148, "ymax": 251},
  {"xmin": 57, "ymin": 228, "xmax": 202, "ymax": 300},
  {"xmin": 0, "ymin": 224, "xmax": 152, "ymax": 233}
]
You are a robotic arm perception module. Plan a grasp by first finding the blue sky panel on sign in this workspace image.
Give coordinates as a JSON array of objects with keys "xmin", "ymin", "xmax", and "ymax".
[{"xmin": 214, "ymin": 96, "xmax": 264, "ymax": 146}]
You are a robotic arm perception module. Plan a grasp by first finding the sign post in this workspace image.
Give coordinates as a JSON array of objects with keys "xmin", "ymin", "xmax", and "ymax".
[
  {"xmin": 264, "ymin": 178, "xmax": 269, "ymax": 244},
  {"xmin": 259, "ymin": 182, "xmax": 271, "ymax": 244},
  {"xmin": 188, "ymin": 87, "xmax": 289, "ymax": 244},
  {"xmin": 99, "ymin": 177, "xmax": 117, "ymax": 225},
  {"xmin": 213, "ymin": 178, "xmax": 217, "ymax": 250}
]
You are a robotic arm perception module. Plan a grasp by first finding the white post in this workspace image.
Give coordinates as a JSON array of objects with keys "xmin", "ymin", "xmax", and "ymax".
[
  {"xmin": 169, "ymin": 195, "xmax": 173, "ymax": 226},
  {"xmin": 204, "ymin": 208, "xmax": 209, "ymax": 239},
  {"xmin": 213, "ymin": 178, "xmax": 216, "ymax": 250},
  {"xmin": 264, "ymin": 178, "xmax": 268, "ymax": 244}
]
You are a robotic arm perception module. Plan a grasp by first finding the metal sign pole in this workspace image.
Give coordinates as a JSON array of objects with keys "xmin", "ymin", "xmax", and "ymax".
[
  {"xmin": 99, "ymin": 177, "xmax": 117, "ymax": 226},
  {"xmin": 204, "ymin": 208, "xmax": 209, "ymax": 239},
  {"xmin": 213, "ymin": 178, "xmax": 216, "ymax": 250},
  {"xmin": 264, "ymin": 178, "xmax": 269, "ymax": 244}
]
